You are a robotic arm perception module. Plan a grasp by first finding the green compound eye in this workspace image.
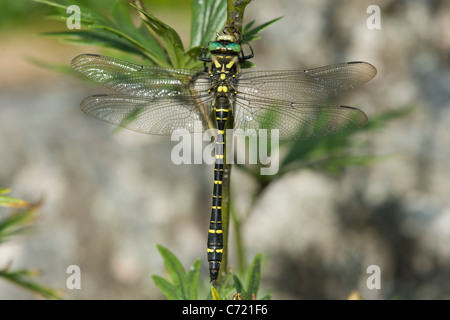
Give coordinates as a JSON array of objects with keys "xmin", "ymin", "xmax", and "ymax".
[
  {"xmin": 225, "ymin": 43, "xmax": 241, "ymax": 53},
  {"xmin": 209, "ymin": 42, "xmax": 224, "ymax": 52}
]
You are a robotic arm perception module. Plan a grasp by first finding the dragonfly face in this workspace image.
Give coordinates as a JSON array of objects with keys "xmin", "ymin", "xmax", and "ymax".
[{"xmin": 71, "ymin": 34, "xmax": 376, "ymax": 282}]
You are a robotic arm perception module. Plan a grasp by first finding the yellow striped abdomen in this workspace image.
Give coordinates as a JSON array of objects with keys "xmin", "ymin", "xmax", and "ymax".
[{"xmin": 207, "ymin": 96, "xmax": 230, "ymax": 281}]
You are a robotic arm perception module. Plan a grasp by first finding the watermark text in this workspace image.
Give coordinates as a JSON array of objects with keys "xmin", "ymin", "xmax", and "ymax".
[{"xmin": 170, "ymin": 121, "xmax": 279, "ymax": 175}]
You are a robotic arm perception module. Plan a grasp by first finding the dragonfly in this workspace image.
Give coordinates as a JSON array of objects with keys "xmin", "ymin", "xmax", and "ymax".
[{"xmin": 71, "ymin": 34, "xmax": 376, "ymax": 282}]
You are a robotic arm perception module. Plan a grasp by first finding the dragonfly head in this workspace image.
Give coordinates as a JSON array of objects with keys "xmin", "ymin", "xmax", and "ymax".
[{"xmin": 209, "ymin": 34, "xmax": 241, "ymax": 56}]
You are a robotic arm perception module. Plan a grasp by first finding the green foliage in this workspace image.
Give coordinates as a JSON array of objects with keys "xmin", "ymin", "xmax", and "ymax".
[
  {"xmin": 232, "ymin": 253, "xmax": 271, "ymax": 300},
  {"xmin": 34, "ymin": 0, "xmax": 279, "ymax": 69},
  {"xmin": 152, "ymin": 245, "xmax": 268, "ymax": 300},
  {"xmin": 190, "ymin": 0, "xmax": 227, "ymax": 49},
  {"xmin": 0, "ymin": 268, "xmax": 62, "ymax": 300},
  {"xmin": 243, "ymin": 17, "xmax": 283, "ymax": 43},
  {"xmin": 35, "ymin": 0, "xmax": 174, "ymax": 66},
  {"xmin": 0, "ymin": 189, "xmax": 62, "ymax": 299},
  {"xmin": 151, "ymin": 245, "xmax": 201, "ymax": 300}
]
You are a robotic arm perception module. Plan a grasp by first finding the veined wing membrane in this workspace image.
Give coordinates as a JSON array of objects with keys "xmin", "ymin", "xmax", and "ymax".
[
  {"xmin": 71, "ymin": 54, "xmax": 211, "ymax": 96},
  {"xmin": 72, "ymin": 54, "xmax": 213, "ymax": 134},
  {"xmin": 232, "ymin": 61, "xmax": 374, "ymax": 140},
  {"xmin": 81, "ymin": 94, "xmax": 215, "ymax": 135},
  {"xmin": 236, "ymin": 62, "xmax": 377, "ymax": 103},
  {"xmin": 233, "ymin": 97, "xmax": 368, "ymax": 140}
]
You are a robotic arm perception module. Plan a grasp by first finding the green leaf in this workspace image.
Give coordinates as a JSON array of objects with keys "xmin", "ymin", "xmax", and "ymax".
[
  {"xmin": 0, "ymin": 191, "xmax": 38, "ymax": 245},
  {"xmin": 108, "ymin": 1, "xmax": 168, "ymax": 65},
  {"xmin": 156, "ymin": 245, "xmax": 186, "ymax": 286},
  {"xmin": 151, "ymin": 275, "xmax": 181, "ymax": 300},
  {"xmin": 0, "ymin": 190, "xmax": 59, "ymax": 299},
  {"xmin": 35, "ymin": 0, "xmax": 110, "ymax": 25},
  {"xmin": 111, "ymin": 0, "xmax": 134, "ymax": 29},
  {"xmin": 0, "ymin": 211, "xmax": 36, "ymax": 245},
  {"xmin": 42, "ymin": 29, "xmax": 146, "ymax": 57},
  {"xmin": 184, "ymin": 46, "xmax": 204, "ymax": 69},
  {"xmin": 32, "ymin": 0, "xmax": 67, "ymax": 11},
  {"xmin": 35, "ymin": 0, "xmax": 169, "ymax": 66},
  {"xmin": 211, "ymin": 286, "xmax": 221, "ymax": 300},
  {"xmin": 132, "ymin": 4, "xmax": 186, "ymax": 68},
  {"xmin": 209, "ymin": 271, "xmax": 236, "ymax": 300},
  {"xmin": 279, "ymin": 106, "xmax": 413, "ymax": 173},
  {"xmin": 318, "ymin": 154, "xmax": 383, "ymax": 174},
  {"xmin": 259, "ymin": 293, "xmax": 272, "ymax": 300},
  {"xmin": 0, "ymin": 192, "xmax": 31, "ymax": 208},
  {"xmin": 190, "ymin": 0, "xmax": 227, "ymax": 48},
  {"xmin": 243, "ymin": 17, "xmax": 283, "ymax": 42},
  {"xmin": 233, "ymin": 274, "xmax": 246, "ymax": 298},
  {"xmin": 90, "ymin": 24, "xmax": 169, "ymax": 66},
  {"xmin": 0, "ymin": 208, "xmax": 35, "ymax": 234},
  {"xmin": 0, "ymin": 268, "xmax": 63, "ymax": 300},
  {"xmin": 364, "ymin": 105, "xmax": 414, "ymax": 130},
  {"xmin": 243, "ymin": 20, "xmax": 255, "ymax": 32},
  {"xmin": 246, "ymin": 253, "xmax": 262, "ymax": 299},
  {"xmin": 184, "ymin": 259, "xmax": 201, "ymax": 300},
  {"xmin": 152, "ymin": 246, "xmax": 203, "ymax": 299}
]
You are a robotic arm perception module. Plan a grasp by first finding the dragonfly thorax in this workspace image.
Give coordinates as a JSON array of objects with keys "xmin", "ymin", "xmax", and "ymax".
[
  {"xmin": 208, "ymin": 55, "xmax": 239, "ymax": 98},
  {"xmin": 209, "ymin": 55, "xmax": 239, "ymax": 75}
]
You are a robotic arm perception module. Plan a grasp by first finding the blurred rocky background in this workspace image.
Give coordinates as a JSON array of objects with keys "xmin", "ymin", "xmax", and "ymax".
[{"xmin": 0, "ymin": 0, "xmax": 449, "ymax": 299}]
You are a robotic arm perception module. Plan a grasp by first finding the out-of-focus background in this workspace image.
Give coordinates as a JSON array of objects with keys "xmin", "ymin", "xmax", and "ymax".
[{"xmin": 0, "ymin": 0, "xmax": 449, "ymax": 299}]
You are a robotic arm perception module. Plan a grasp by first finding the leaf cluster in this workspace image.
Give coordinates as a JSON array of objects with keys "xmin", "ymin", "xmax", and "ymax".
[
  {"xmin": 35, "ymin": 0, "xmax": 279, "ymax": 69},
  {"xmin": 153, "ymin": 245, "xmax": 270, "ymax": 300},
  {"xmin": 0, "ymin": 189, "xmax": 62, "ymax": 299}
]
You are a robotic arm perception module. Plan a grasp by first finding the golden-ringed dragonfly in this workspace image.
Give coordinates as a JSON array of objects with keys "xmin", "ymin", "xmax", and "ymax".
[{"xmin": 71, "ymin": 34, "xmax": 376, "ymax": 282}]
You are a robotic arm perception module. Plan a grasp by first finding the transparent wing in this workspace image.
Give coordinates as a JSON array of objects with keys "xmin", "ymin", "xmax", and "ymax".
[
  {"xmin": 72, "ymin": 54, "xmax": 213, "ymax": 134},
  {"xmin": 81, "ymin": 94, "xmax": 214, "ymax": 135},
  {"xmin": 233, "ymin": 62, "xmax": 375, "ymax": 140},
  {"xmin": 233, "ymin": 97, "xmax": 368, "ymax": 140},
  {"xmin": 236, "ymin": 62, "xmax": 377, "ymax": 102}
]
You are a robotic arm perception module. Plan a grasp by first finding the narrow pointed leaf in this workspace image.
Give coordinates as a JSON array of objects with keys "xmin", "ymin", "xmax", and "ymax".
[
  {"xmin": 211, "ymin": 286, "xmax": 221, "ymax": 300},
  {"xmin": 190, "ymin": 0, "xmax": 208, "ymax": 48},
  {"xmin": 0, "ymin": 208, "xmax": 38, "ymax": 245},
  {"xmin": 41, "ymin": 30, "xmax": 146, "ymax": 58},
  {"xmin": 109, "ymin": 1, "xmax": 168, "ymax": 64},
  {"xmin": 190, "ymin": 0, "xmax": 227, "ymax": 48},
  {"xmin": 184, "ymin": 259, "xmax": 201, "ymax": 300},
  {"xmin": 111, "ymin": 0, "xmax": 134, "ymax": 30},
  {"xmin": 156, "ymin": 245, "xmax": 189, "ymax": 299},
  {"xmin": 243, "ymin": 20, "xmax": 255, "ymax": 32},
  {"xmin": 244, "ymin": 17, "xmax": 283, "ymax": 42},
  {"xmin": 246, "ymin": 253, "xmax": 262, "ymax": 299},
  {"xmin": 90, "ymin": 24, "xmax": 169, "ymax": 66},
  {"xmin": 156, "ymin": 245, "xmax": 186, "ymax": 283},
  {"xmin": 0, "ymin": 269, "xmax": 62, "ymax": 300},
  {"xmin": 151, "ymin": 275, "xmax": 181, "ymax": 300},
  {"xmin": 233, "ymin": 275, "xmax": 246, "ymax": 298},
  {"xmin": 32, "ymin": 0, "xmax": 67, "ymax": 11},
  {"xmin": 132, "ymin": 4, "xmax": 186, "ymax": 68},
  {"xmin": 0, "ymin": 195, "xmax": 31, "ymax": 208}
]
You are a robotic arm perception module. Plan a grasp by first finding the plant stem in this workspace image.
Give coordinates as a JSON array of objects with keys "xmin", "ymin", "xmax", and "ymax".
[{"xmin": 225, "ymin": 0, "xmax": 252, "ymax": 40}]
